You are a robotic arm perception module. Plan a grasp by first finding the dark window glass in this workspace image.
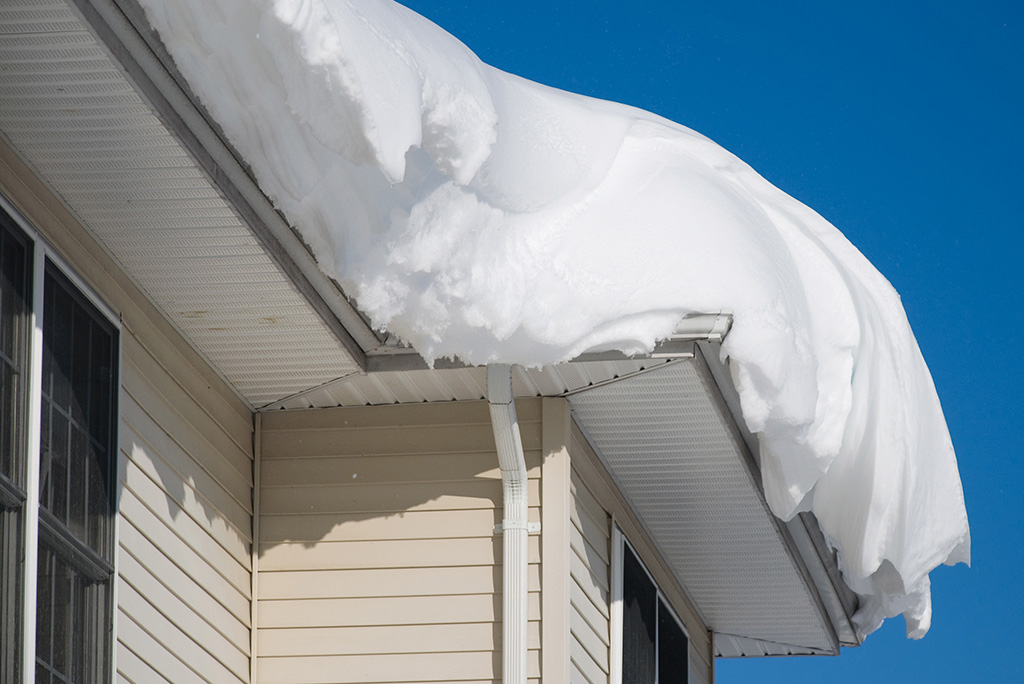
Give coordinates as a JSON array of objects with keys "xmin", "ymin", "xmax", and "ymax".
[
  {"xmin": 623, "ymin": 544, "xmax": 657, "ymax": 684},
  {"xmin": 1, "ymin": 211, "xmax": 30, "ymax": 485},
  {"xmin": 658, "ymin": 598, "xmax": 689, "ymax": 684},
  {"xmin": 1, "ymin": 210, "xmax": 31, "ymax": 684},
  {"xmin": 1, "ymin": 506, "xmax": 24, "ymax": 684},
  {"xmin": 36, "ymin": 263, "xmax": 116, "ymax": 684},
  {"xmin": 622, "ymin": 542, "xmax": 689, "ymax": 684},
  {"xmin": 39, "ymin": 266, "xmax": 116, "ymax": 561}
]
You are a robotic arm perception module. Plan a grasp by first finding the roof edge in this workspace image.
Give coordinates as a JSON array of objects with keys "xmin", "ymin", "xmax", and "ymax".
[
  {"xmin": 696, "ymin": 340, "xmax": 862, "ymax": 651},
  {"xmin": 75, "ymin": 0, "xmax": 382, "ymax": 366}
]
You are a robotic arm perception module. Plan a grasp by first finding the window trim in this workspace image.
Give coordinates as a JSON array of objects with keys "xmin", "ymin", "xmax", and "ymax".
[
  {"xmin": 1, "ymin": 193, "xmax": 121, "ymax": 684},
  {"xmin": 610, "ymin": 524, "xmax": 691, "ymax": 684}
]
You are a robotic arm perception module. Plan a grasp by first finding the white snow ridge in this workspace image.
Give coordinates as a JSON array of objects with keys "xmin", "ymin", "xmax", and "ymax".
[{"xmin": 137, "ymin": 0, "xmax": 969, "ymax": 639}]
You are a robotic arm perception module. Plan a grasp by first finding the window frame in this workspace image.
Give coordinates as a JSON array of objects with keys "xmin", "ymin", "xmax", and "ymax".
[
  {"xmin": 1, "ymin": 194, "xmax": 121, "ymax": 684},
  {"xmin": 610, "ymin": 524, "xmax": 690, "ymax": 684}
]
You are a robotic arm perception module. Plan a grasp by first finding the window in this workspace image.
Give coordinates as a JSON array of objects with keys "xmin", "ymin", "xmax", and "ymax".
[
  {"xmin": 0, "ymin": 201, "xmax": 118, "ymax": 684},
  {"xmin": 1, "ymin": 207, "xmax": 31, "ymax": 684},
  {"xmin": 613, "ymin": 530, "xmax": 689, "ymax": 684}
]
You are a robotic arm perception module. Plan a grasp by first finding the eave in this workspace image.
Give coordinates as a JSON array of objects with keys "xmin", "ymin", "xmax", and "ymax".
[{"xmin": 0, "ymin": 0, "xmax": 861, "ymax": 658}]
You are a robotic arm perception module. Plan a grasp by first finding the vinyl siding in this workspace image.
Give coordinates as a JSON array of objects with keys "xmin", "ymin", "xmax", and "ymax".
[
  {"xmin": 569, "ymin": 468, "xmax": 611, "ymax": 684},
  {"xmin": 1, "ymin": 143, "xmax": 255, "ymax": 683},
  {"xmin": 569, "ymin": 423, "xmax": 713, "ymax": 684},
  {"xmin": 257, "ymin": 399, "xmax": 543, "ymax": 684},
  {"xmin": 117, "ymin": 338, "xmax": 253, "ymax": 684}
]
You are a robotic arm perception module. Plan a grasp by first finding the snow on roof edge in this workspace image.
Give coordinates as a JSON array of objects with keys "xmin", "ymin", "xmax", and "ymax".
[{"xmin": 133, "ymin": 0, "xmax": 969, "ymax": 640}]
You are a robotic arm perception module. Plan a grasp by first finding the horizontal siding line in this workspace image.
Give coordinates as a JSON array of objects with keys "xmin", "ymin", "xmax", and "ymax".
[
  {"xmin": 260, "ymin": 534, "xmax": 512, "ymax": 542},
  {"xmin": 258, "ymin": 537, "xmax": 541, "ymax": 572},
  {"xmin": 119, "ymin": 480, "xmax": 252, "ymax": 595},
  {"xmin": 260, "ymin": 427, "xmax": 540, "ymax": 458},
  {"xmin": 570, "ymin": 526, "xmax": 610, "ymax": 580},
  {"xmin": 122, "ymin": 356, "xmax": 252, "ymax": 479},
  {"xmin": 258, "ymin": 591, "xmax": 538, "ymax": 602},
  {"xmin": 257, "ymin": 620, "xmax": 541, "ymax": 630},
  {"xmin": 258, "ymin": 516, "xmax": 528, "ymax": 541},
  {"xmin": 122, "ymin": 400, "xmax": 253, "ymax": 517},
  {"xmin": 258, "ymin": 591, "xmax": 541, "ymax": 600},
  {"xmin": 257, "ymin": 505, "xmax": 537, "ymax": 517},
  {"xmin": 122, "ymin": 327, "xmax": 252, "ymax": 446},
  {"xmin": 116, "ymin": 600, "xmax": 245, "ymax": 684},
  {"xmin": 122, "ymin": 329, "xmax": 252, "ymax": 452},
  {"xmin": 259, "ymin": 481, "xmax": 540, "ymax": 516},
  {"xmin": 258, "ymin": 563, "xmax": 540, "ymax": 577},
  {"xmin": 117, "ymin": 558, "xmax": 249, "ymax": 679},
  {"xmin": 116, "ymin": 640, "xmax": 174, "ymax": 684},
  {"xmin": 257, "ymin": 649, "xmax": 543, "ymax": 658},
  {"xmin": 570, "ymin": 603, "xmax": 610, "ymax": 670},
  {"xmin": 570, "ymin": 479, "xmax": 611, "ymax": 542},
  {"xmin": 258, "ymin": 449, "xmax": 542, "ymax": 463},
  {"xmin": 261, "ymin": 448, "xmax": 517, "ymax": 460},
  {"xmin": 571, "ymin": 660, "xmax": 593, "ymax": 684},
  {"xmin": 257, "ymin": 593, "xmax": 541, "ymax": 629},
  {"xmin": 570, "ymin": 578, "xmax": 611, "ymax": 635},
  {"xmin": 118, "ymin": 540, "xmax": 250, "ymax": 655},
  {"xmin": 116, "ymin": 637, "xmax": 179, "ymax": 684},
  {"xmin": 260, "ymin": 476, "xmax": 539, "ymax": 490},
  {"xmin": 259, "ymin": 506, "xmax": 531, "ymax": 514},
  {"xmin": 116, "ymin": 520, "xmax": 249, "ymax": 634},
  {"xmin": 119, "ymin": 396, "xmax": 251, "ymax": 511},
  {"xmin": 259, "ymin": 534, "xmax": 502, "ymax": 545},
  {"xmin": 256, "ymin": 589, "xmax": 544, "ymax": 606},
  {"xmin": 260, "ymin": 419, "xmax": 542, "ymax": 434},
  {"xmin": 571, "ymin": 494, "xmax": 611, "ymax": 546},
  {"xmin": 120, "ymin": 458, "xmax": 251, "ymax": 567},
  {"xmin": 118, "ymin": 491, "xmax": 251, "ymax": 612},
  {"xmin": 569, "ymin": 553, "xmax": 608, "ymax": 615},
  {"xmin": 569, "ymin": 632, "xmax": 608, "ymax": 684},
  {"xmin": 570, "ymin": 540, "xmax": 610, "ymax": 595},
  {"xmin": 570, "ymin": 573, "xmax": 610, "ymax": 623},
  {"xmin": 122, "ymin": 418, "xmax": 253, "ymax": 535},
  {"xmin": 255, "ymin": 647, "xmax": 543, "ymax": 658}
]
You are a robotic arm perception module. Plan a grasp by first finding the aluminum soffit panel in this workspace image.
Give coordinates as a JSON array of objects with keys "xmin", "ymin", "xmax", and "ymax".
[
  {"xmin": 569, "ymin": 359, "xmax": 837, "ymax": 654},
  {"xmin": 0, "ymin": 0, "xmax": 361, "ymax": 406}
]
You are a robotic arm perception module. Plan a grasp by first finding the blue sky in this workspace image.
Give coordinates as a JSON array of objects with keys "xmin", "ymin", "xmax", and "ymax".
[{"xmin": 395, "ymin": 1, "xmax": 1021, "ymax": 681}]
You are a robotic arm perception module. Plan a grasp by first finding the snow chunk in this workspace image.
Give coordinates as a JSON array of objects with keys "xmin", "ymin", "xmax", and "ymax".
[{"xmin": 137, "ymin": 0, "xmax": 969, "ymax": 638}]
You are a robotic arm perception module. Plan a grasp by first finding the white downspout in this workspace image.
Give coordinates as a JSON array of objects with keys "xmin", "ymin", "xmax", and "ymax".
[{"xmin": 487, "ymin": 364, "xmax": 537, "ymax": 684}]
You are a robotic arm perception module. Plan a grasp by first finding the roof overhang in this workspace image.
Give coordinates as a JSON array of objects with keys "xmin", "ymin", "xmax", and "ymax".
[
  {"xmin": 0, "ymin": 0, "xmax": 861, "ymax": 656},
  {"xmin": 266, "ymin": 321, "xmax": 862, "ymax": 656},
  {"xmin": 1, "ymin": 0, "xmax": 382, "ymax": 407}
]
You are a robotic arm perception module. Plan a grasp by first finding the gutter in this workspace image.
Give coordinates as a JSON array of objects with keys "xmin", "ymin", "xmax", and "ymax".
[{"xmin": 487, "ymin": 364, "xmax": 539, "ymax": 684}]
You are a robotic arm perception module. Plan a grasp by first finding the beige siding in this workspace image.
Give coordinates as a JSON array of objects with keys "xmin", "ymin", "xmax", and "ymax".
[
  {"xmin": 258, "ymin": 399, "xmax": 543, "ymax": 684},
  {"xmin": 569, "ymin": 424, "xmax": 714, "ymax": 684},
  {"xmin": 569, "ymin": 468, "xmax": 611, "ymax": 684},
  {"xmin": 1, "ymin": 143, "xmax": 254, "ymax": 683}
]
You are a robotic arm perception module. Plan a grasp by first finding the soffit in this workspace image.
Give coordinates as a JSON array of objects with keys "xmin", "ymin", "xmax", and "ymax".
[
  {"xmin": 270, "ymin": 346, "xmax": 847, "ymax": 656},
  {"xmin": 0, "ymin": 0, "xmax": 361, "ymax": 407},
  {"xmin": 568, "ymin": 358, "xmax": 839, "ymax": 656}
]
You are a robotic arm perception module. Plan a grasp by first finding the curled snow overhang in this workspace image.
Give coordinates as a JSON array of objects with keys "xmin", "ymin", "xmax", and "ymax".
[
  {"xmin": 123, "ymin": 0, "xmax": 966, "ymax": 640},
  {"xmin": 0, "ymin": 0, "xmax": 968, "ymax": 647}
]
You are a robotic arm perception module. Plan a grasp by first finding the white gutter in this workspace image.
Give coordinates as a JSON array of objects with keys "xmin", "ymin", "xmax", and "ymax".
[{"xmin": 487, "ymin": 364, "xmax": 538, "ymax": 684}]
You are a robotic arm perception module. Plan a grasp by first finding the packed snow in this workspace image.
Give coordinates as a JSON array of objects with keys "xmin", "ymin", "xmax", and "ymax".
[{"xmin": 138, "ymin": 0, "xmax": 969, "ymax": 638}]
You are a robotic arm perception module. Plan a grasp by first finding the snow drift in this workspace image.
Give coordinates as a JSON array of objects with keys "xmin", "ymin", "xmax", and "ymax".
[{"xmin": 137, "ymin": 0, "xmax": 969, "ymax": 638}]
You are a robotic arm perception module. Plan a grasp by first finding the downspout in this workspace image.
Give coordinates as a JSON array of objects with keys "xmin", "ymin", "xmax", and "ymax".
[{"xmin": 487, "ymin": 364, "xmax": 537, "ymax": 684}]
